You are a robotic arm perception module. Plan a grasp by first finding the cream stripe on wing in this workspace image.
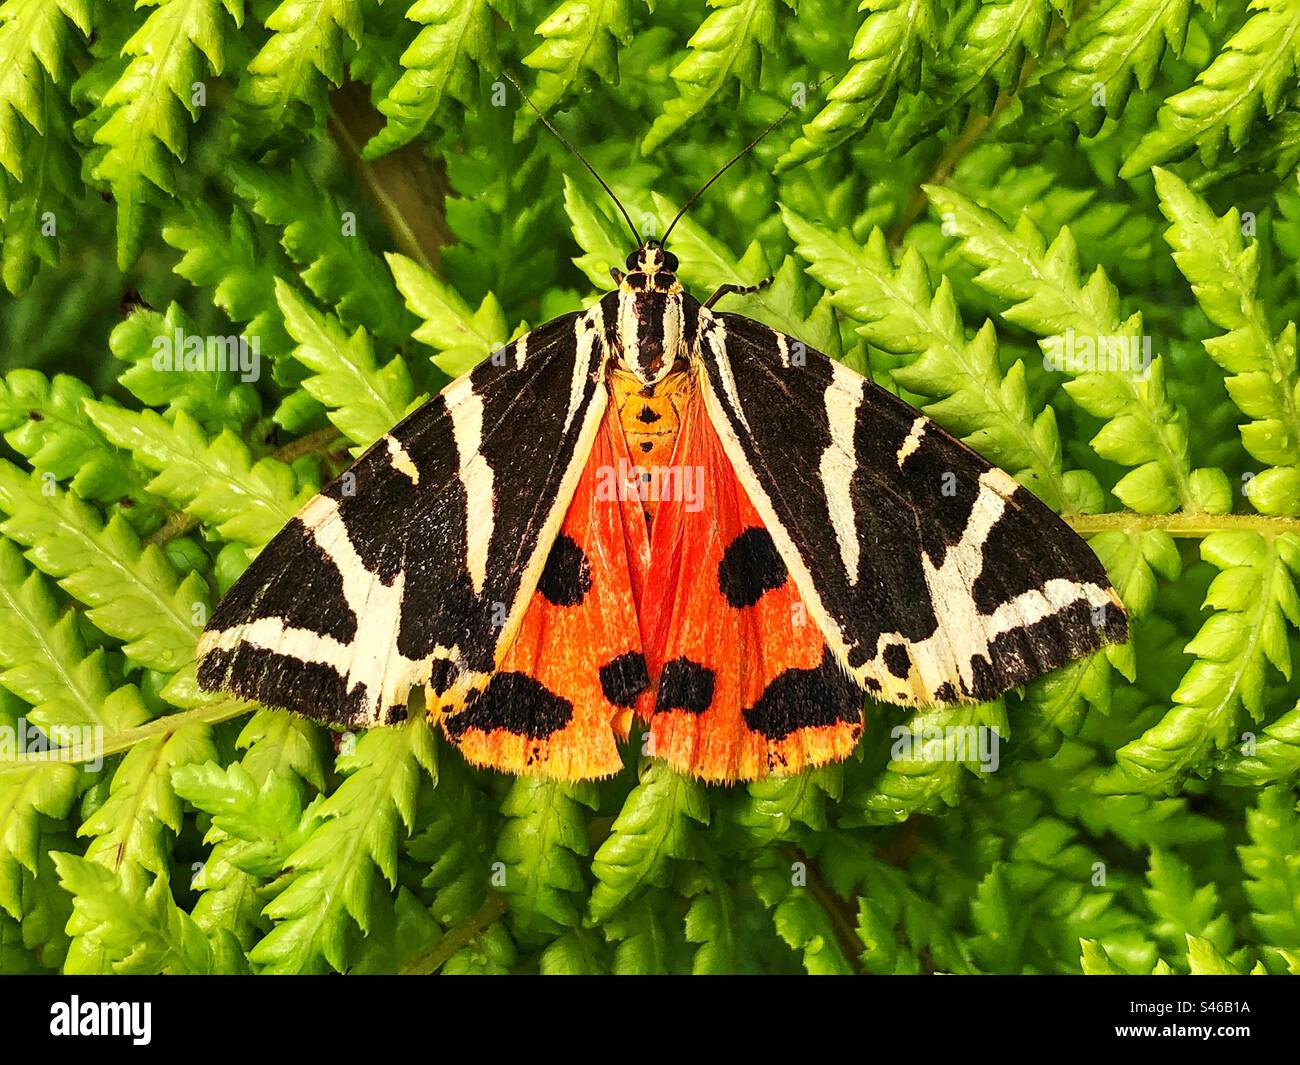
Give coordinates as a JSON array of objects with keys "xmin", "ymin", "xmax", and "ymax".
[
  {"xmin": 701, "ymin": 313, "xmax": 751, "ymax": 433},
  {"xmin": 385, "ymin": 434, "xmax": 419, "ymax": 484},
  {"xmin": 566, "ymin": 307, "xmax": 602, "ymax": 433},
  {"xmin": 896, "ymin": 416, "xmax": 926, "ymax": 468},
  {"xmin": 444, "ymin": 376, "xmax": 492, "ymax": 596},
  {"xmin": 869, "ymin": 468, "xmax": 1114, "ymax": 701},
  {"xmin": 301, "ymin": 493, "xmax": 425, "ymax": 712},
  {"xmin": 820, "ymin": 363, "xmax": 864, "ymax": 585}
]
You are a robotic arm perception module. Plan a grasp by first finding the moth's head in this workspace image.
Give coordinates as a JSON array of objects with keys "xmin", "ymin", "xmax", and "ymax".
[
  {"xmin": 626, "ymin": 240, "xmax": 679, "ymax": 276},
  {"xmin": 617, "ymin": 240, "xmax": 681, "ymax": 296}
]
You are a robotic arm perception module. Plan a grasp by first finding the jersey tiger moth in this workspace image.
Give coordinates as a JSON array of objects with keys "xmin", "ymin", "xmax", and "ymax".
[{"xmin": 196, "ymin": 92, "xmax": 1128, "ymax": 784}]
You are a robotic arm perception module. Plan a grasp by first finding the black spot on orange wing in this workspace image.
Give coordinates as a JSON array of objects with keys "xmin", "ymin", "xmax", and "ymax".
[
  {"xmin": 642, "ymin": 388, "xmax": 869, "ymax": 781},
  {"xmin": 445, "ymin": 672, "xmax": 573, "ymax": 740},
  {"xmin": 656, "ymin": 657, "xmax": 715, "ymax": 713},
  {"xmin": 742, "ymin": 651, "xmax": 862, "ymax": 740},
  {"xmin": 599, "ymin": 651, "xmax": 650, "ymax": 707},
  {"xmin": 537, "ymin": 532, "xmax": 592, "ymax": 607},
  {"xmin": 717, "ymin": 527, "xmax": 787, "ymax": 608}
]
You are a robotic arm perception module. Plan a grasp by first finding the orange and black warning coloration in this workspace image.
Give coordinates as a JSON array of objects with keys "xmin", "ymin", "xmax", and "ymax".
[{"xmin": 196, "ymin": 237, "xmax": 1127, "ymax": 783}]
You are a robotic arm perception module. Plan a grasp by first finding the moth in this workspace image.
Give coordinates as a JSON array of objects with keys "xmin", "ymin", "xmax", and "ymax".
[{"xmin": 197, "ymin": 92, "xmax": 1128, "ymax": 784}]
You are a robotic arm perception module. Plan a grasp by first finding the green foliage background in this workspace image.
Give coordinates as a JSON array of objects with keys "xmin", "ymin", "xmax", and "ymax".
[{"xmin": 0, "ymin": 0, "xmax": 1298, "ymax": 975}]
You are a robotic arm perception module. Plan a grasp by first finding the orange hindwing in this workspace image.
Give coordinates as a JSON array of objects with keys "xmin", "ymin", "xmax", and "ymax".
[
  {"xmin": 639, "ymin": 382, "xmax": 864, "ymax": 782},
  {"xmin": 442, "ymin": 403, "xmax": 649, "ymax": 779}
]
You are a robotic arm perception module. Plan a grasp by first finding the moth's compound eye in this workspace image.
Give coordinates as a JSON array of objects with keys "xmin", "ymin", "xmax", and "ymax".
[
  {"xmin": 663, "ymin": 250, "xmax": 679, "ymax": 272},
  {"xmin": 626, "ymin": 251, "xmax": 640, "ymax": 270}
]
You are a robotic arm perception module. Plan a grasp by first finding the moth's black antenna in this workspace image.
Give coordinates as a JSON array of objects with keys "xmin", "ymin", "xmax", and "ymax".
[
  {"xmin": 662, "ymin": 75, "xmax": 834, "ymax": 246},
  {"xmin": 504, "ymin": 72, "xmax": 641, "ymax": 248}
]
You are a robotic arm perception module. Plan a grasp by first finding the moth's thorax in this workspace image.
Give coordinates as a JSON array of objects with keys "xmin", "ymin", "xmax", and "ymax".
[
  {"xmin": 609, "ymin": 366, "xmax": 696, "ymax": 530},
  {"xmin": 600, "ymin": 287, "xmax": 698, "ymax": 387}
]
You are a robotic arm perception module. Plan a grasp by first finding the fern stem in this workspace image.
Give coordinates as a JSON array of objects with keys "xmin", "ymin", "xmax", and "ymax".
[
  {"xmin": 0, "ymin": 699, "xmax": 253, "ymax": 778},
  {"xmin": 328, "ymin": 81, "xmax": 452, "ymax": 274},
  {"xmin": 886, "ymin": 0, "xmax": 1082, "ymax": 245},
  {"xmin": 1064, "ymin": 512, "xmax": 1300, "ymax": 538},
  {"xmin": 890, "ymin": 108, "xmax": 997, "ymax": 245},
  {"xmin": 786, "ymin": 846, "xmax": 866, "ymax": 975},
  {"xmin": 398, "ymin": 892, "xmax": 510, "ymax": 975}
]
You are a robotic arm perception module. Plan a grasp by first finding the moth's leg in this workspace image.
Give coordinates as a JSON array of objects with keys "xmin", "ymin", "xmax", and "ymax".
[
  {"xmin": 610, "ymin": 267, "xmax": 626, "ymax": 286},
  {"xmin": 702, "ymin": 276, "xmax": 774, "ymax": 309}
]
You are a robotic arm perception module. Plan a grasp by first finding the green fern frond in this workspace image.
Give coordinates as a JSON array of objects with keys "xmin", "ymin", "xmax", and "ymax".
[
  {"xmin": 54, "ymin": 855, "xmax": 230, "ymax": 973},
  {"xmin": 588, "ymin": 761, "xmax": 708, "ymax": 921},
  {"xmin": 1101, "ymin": 531, "xmax": 1300, "ymax": 793},
  {"xmin": 777, "ymin": 0, "xmax": 936, "ymax": 171},
  {"xmin": 231, "ymin": 161, "xmax": 417, "ymax": 349},
  {"xmin": 163, "ymin": 202, "xmax": 295, "ymax": 362},
  {"xmin": 783, "ymin": 209, "xmax": 1086, "ymax": 510},
  {"xmin": 0, "ymin": 538, "xmax": 149, "ymax": 734},
  {"xmin": 1238, "ymin": 784, "xmax": 1300, "ymax": 970},
  {"xmin": 236, "ymin": 0, "xmax": 364, "ymax": 138},
  {"xmin": 846, "ymin": 699, "xmax": 1008, "ymax": 824},
  {"xmin": 442, "ymin": 111, "xmax": 567, "ymax": 316},
  {"xmin": 1028, "ymin": 0, "xmax": 1190, "ymax": 136},
  {"xmin": 276, "ymin": 280, "xmax": 420, "ymax": 452},
  {"xmin": 736, "ymin": 765, "xmax": 842, "ymax": 843},
  {"xmin": 538, "ymin": 925, "xmax": 606, "ymax": 973},
  {"xmin": 387, "ymin": 251, "xmax": 509, "ymax": 377},
  {"xmin": 1123, "ymin": 0, "xmax": 1300, "ymax": 177},
  {"xmin": 641, "ymin": 0, "xmax": 783, "ymax": 155},
  {"xmin": 601, "ymin": 892, "xmax": 670, "ymax": 973},
  {"xmin": 0, "ymin": 0, "xmax": 92, "ymax": 291},
  {"xmin": 91, "ymin": 0, "xmax": 242, "ymax": 268},
  {"xmin": 516, "ymin": 0, "xmax": 634, "ymax": 139},
  {"xmin": 681, "ymin": 859, "xmax": 746, "ymax": 973},
  {"xmin": 1142, "ymin": 848, "xmax": 1235, "ymax": 967},
  {"xmin": 248, "ymin": 718, "xmax": 435, "ymax": 974},
  {"xmin": 405, "ymin": 750, "xmax": 490, "ymax": 925},
  {"xmin": 0, "ymin": 759, "xmax": 78, "ymax": 918},
  {"xmin": 175, "ymin": 708, "xmax": 326, "ymax": 945},
  {"xmin": 366, "ymin": 0, "xmax": 511, "ymax": 158},
  {"xmin": 84, "ymin": 403, "xmax": 312, "ymax": 550},
  {"xmin": 888, "ymin": 0, "xmax": 1052, "ymax": 153},
  {"xmin": 1218, "ymin": 696, "xmax": 1300, "ymax": 784},
  {"xmin": 108, "ymin": 305, "xmax": 262, "ymax": 434},
  {"xmin": 0, "ymin": 0, "xmax": 91, "ymax": 182},
  {"xmin": 749, "ymin": 859, "xmax": 854, "ymax": 974},
  {"xmin": 1155, "ymin": 166, "xmax": 1300, "ymax": 514},
  {"xmin": 927, "ymin": 184, "xmax": 1231, "ymax": 515},
  {"xmin": 0, "ymin": 462, "xmax": 207, "ymax": 674},
  {"xmin": 495, "ymin": 777, "xmax": 596, "ymax": 937},
  {"xmin": 0, "ymin": 370, "xmax": 153, "ymax": 513},
  {"xmin": 76, "ymin": 717, "xmax": 216, "ymax": 876}
]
